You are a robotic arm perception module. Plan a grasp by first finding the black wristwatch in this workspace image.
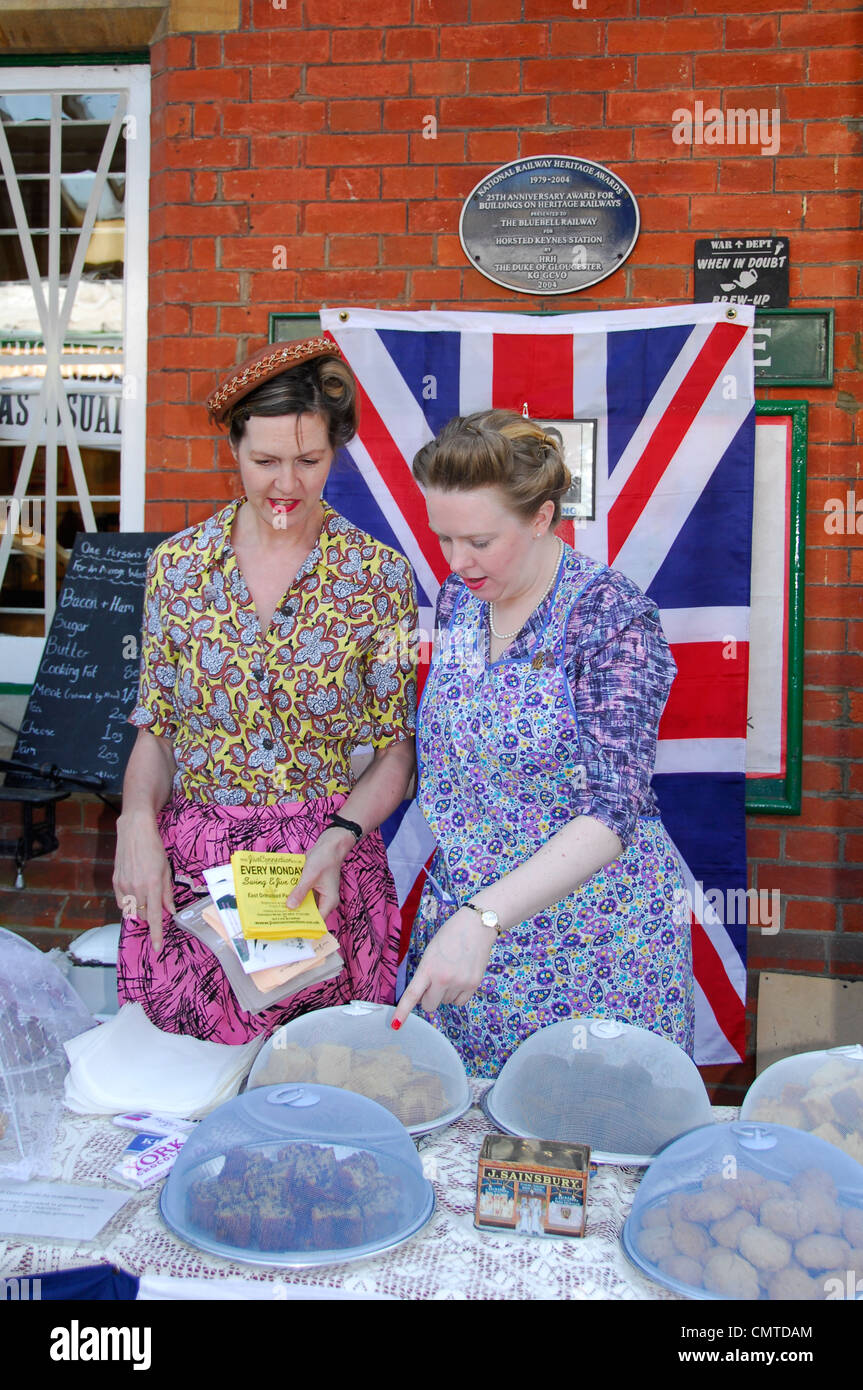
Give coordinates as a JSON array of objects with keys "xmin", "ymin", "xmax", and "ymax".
[{"xmin": 325, "ymin": 813, "xmax": 363, "ymax": 843}]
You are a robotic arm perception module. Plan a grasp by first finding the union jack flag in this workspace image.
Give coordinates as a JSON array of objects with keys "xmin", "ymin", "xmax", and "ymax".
[{"xmin": 320, "ymin": 305, "xmax": 755, "ymax": 1066}]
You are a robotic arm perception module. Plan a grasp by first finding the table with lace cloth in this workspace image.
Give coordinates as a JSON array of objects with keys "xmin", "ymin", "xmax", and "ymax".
[{"xmin": 0, "ymin": 1084, "xmax": 736, "ymax": 1301}]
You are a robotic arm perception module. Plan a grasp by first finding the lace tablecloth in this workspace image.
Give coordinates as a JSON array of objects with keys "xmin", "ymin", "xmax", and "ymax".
[{"xmin": 0, "ymin": 1087, "xmax": 736, "ymax": 1300}]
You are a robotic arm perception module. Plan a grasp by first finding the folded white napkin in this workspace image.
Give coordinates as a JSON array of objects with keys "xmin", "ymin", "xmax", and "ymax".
[
  {"xmin": 63, "ymin": 1003, "xmax": 263, "ymax": 1119},
  {"xmin": 68, "ymin": 922, "xmax": 122, "ymax": 966}
]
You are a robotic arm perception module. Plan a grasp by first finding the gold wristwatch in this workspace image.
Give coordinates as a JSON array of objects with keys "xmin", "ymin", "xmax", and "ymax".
[{"xmin": 465, "ymin": 902, "xmax": 504, "ymax": 937}]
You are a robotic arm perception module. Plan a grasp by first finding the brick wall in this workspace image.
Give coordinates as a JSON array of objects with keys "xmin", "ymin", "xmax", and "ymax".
[{"xmin": 2, "ymin": 0, "xmax": 860, "ymax": 1097}]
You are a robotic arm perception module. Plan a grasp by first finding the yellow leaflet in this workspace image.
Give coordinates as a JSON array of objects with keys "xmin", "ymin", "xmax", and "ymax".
[{"xmin": 230, "ymin": 851, "xmax": 327, "ymax": 940}]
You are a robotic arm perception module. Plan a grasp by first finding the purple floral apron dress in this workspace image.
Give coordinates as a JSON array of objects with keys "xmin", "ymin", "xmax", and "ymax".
[{"xmin": 409, "ymin": 551, "xmax": 695, "ymax": 1079}]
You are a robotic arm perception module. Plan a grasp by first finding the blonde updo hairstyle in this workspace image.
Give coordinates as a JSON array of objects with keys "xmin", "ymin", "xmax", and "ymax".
[
  {"xmin": 226, "ymin": 356, "xmax": 358, "ymax": 452},
  {"xmin": 412, "ymin": 409, "xmax": 572, "ymax": 526}
]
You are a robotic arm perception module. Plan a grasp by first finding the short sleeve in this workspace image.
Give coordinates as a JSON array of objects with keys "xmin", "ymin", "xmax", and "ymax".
[
  {"xmin": 362, "ymin": 550, "xmax": 419, "ymax": 749},
  {"xmin": 128, "ymin": 546, "xmax": 179, "ymax": 741},
  {"xmin": 566, "ymin": 573, "xmax": 677, "ymax": 848}
]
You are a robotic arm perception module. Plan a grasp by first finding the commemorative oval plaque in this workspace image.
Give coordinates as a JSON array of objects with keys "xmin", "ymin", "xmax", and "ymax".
[{"xmin": 459, "ymin": 156, "xmax": 640, "ymax": 296}]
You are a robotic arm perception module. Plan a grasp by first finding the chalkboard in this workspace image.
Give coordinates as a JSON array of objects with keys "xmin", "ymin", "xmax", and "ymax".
[{"xmin": 12, "ymin": 532, "xmax": 168, "ymax": 795}]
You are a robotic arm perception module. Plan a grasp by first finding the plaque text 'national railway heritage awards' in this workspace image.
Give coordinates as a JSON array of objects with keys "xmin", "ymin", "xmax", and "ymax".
[{"xmin": 459, "ymin": 157, "xmax": 640, "ymax": 296}]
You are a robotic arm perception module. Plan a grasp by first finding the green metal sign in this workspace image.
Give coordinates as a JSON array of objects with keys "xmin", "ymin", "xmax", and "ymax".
[{"xmin": 753, "ymin": 308, "xmax": 833, "ymax": 387}]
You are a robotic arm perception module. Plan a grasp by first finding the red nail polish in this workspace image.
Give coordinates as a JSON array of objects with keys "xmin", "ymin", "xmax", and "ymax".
[{"xmin": 391, "ymin": 1019, "xmax": 402, "ymax": 1031}]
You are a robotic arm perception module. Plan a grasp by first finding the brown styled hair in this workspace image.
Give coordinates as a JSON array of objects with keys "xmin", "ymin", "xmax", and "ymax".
[
  {"xmin": 226, "ymin": 356, "xmax": 358, "ymax": 451},
  {"xmin": 412, "ymin": 409, "xmax": 572, "ymax": 525}
]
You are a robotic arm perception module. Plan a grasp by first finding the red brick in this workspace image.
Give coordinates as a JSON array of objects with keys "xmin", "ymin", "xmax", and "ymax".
[
  {"xmin": 852, "ymin": 551, "xmax": 863, "ymax": 585},
  {"xmin": 383, "ymin": 99, "xmax": 436, "ymax": 131},
  {"xmin": 802, "ymin": 193, "xmax": 860, "ymax": 229},
  {"xmin": 331, "ymin": 30, "xmax": 382, "ymax": 62},
  {"xmin": 549, "ymin": 94, "xmax": 608, "ymax": 128},
  {"xmin": 409, "ymin": 198, "xmax": 461, "ymax": 233},
  {"xmin": 223, "ymin": 102, "xmax": 302, "ymax": 135},
  {"xmin": 805, "ymin": 725, "xmax": 863, "ymax": 760},
  {"xmin": 801, "ymin": 760, "xmax": 843, "ymax": 793},
  {"xmin": 411, "ymin": 268, "xmax": 464, "ymax": 300},
  {"xmin": 440, "ymin": 23, "xmax": 545, "ymax": 58},
  {"xmin": 437, "ymin": 165, "xmax": 490, "ymax": 199},
  {"xmin": 608, "ymin": 17, "xmax": 722, "ymax": 51},
  {"xmin": 630, "ymin": 267, "xmax": 689, "ymax": 299},
  {"xmin": 795, "ymin": 266, "xmax": 860, "ymax": 298},
  {"xmin": 690, "ymin": 194, "xmax": 803, "ymax": 230},
  {"xmin": 146, "ymin": 470, "xmax": 227, "ymax": 502},
  {"xmin": 304, "ymin": 201, "xmax": 405, "ymax": 233},
  {"xmin": 412, "ymin": 62, "xmax": 468, "ymax": 96},
  {"xmin": 161, "ymin": 137, "xmax": 247, "ymax": 171},
  {"xmin": 746, "ymin": 828, "xmax": 781, "ymax": 859},
  {"xmin": 472, "ymin": 0, "xmax": 523, "ymax": 16},
  {"xmin": 307, "ymin": 63, "xmax": 409, "ymax": 97},
  {"xmin": 719, "ymin": 160, "xmax": 775, "ymax": 193},
  {"xmin": 0, "ymin": 890, "xmax": 62, "ymax": 927},
  {"xmin": 248, "ymin": 204, "xmax": 300, "ymax": 234},
  {"xmin": 436, "ymin": 233, "xmax": 465, "ymax": 266},
  {"xmin": 726, "ymin": 16, "xmax": 778, "ymax": 48},
  {"xmin": 695, "ymin": 53, "xmax": 804, "ymax": 85},
  {"xmin": 384, "ymin": 28, "xmax": 437, "ymax": 60},
  {"xmin": 806, "ymin": 582, "xmax": 863, "ymax": 619},
  {"xmin": 809, "ymin": 48, "xmax": 863, "ymax": 84},
  {"xmin": 149, "ymin": 304, "xmax": 191, "ymax": 337},
  {"xmin": 408, "ymin": 132, "xmax": 466, "ymax": 163},
  {"xmin": 298, "ymin": 269, "xmax": 407, "ymax": 300},
  {"xmin": 440, "ymin": 96, "xmax": 547, "ymax": 127},
  {"xmin": 144, "ymin": 502, "xmax": 190, "ymax": 532},
  {"xmin": 851, "ymin": 693, "xmax": 863, "ymax": 723},
  {"xmin": 844, "ymin": 834, "xmax": 863, "ymax": 863},
  {"xmin": 627, "ymin": 159, "xmax": 718, "ymax": 194},
  {"xmin": 328, "ymin": 101, "xmax": 381, "ymax": 133},
  {"xmin": 222, "ymin": 236, "xmax": 327, "ymax": 270},
  {"xmin": 468, "ymin": 61, "xmax": 521, "ymax": 94},
  {"xmin": 150, "ymin": 171, "xmax": 192, "ymax": 205},
  {"xmin": 852, "ymin": 765, "xmax": 863, "ymax": 795},
  {"xmin": 777, "ymin": 156, "xmax": 863, "ymax": 192},
  {"xmin": 380, "ymin": 234, "xmax": 434, "ymax": 265},
  {"xmin": 805, "ymin": 689, "xmax": 845, "ymax": 722},
  {"xmin": 546, "ymin": 21, "xmax": 603, "ymax": 55},
  {"xmin": 328, "ymin": 235, "xmax": 379, "ymax": 267},
  {"xmin": 414, "ymin": 0, "xmax": 469, "ymax": 20},
  {"xmin": 795, "ymin": 793, "xmax": 863, "ymax": 829},
  {"xmin": 781, "ymin": 13, "xmax": 863, "ymax": 46},
  {"xmin": 151, "ymin": 35, "xmax": 193, "ymax": 72},
  {"xmin": 163, "ymin": 69, "xmax": 249, "ymax": 103},
  {"xmin": 784, "ymin": 829, "xmax": 842, "ymax": 864},
  {"xmin": 223, "ymin": 31, "xmax": 330, "ymax": 66},
  {"xmin": 223, "ymin": 169, "xmax": 321, "ymax": 201},
  {"xmin": 194, "ymin": 34, "xmax": 222, "ymax": 67},
  {"xmin": 194, "ymin": 105, "xmax": 221, "ymax": 139},
  {"xmin": 158, "ymin": 272, "xmax": 239, "ymax": 304},
  {"xmin": 844, "ymin": 904, "xmax": 863, "ymax": 932},
  {"xmin": 607, "ymin": 89, "xmax": 722, "ymax": 126},
  {"xmin": 782, "ymin": 899, "xmax": 839, "ymax": 933},
  {"xmin": 192, "ymin": 170, "xmax": 218, "ymax": 202},
  {"xmin": 327, "ymin": 168, "xmax": 382, "ymax": 200},
  {"xmin": 792, "ymin": 229, "xmax": 862, "ymax": 263},
  {"xmin": 466, "ymin": 131, "xmax": 520, "ymax": 163},
  {"xmin": 159, "ymin": 105, "xmax": 191, "ymax": 141},
  {"xmin": 527, "ymin": 57, "xmax": 633, "ymax": 93},
  {"xmin": 636, "ymin": 55, "xmax": 692, "ymax": 88},
  {"xmin": 786, "ymin": 85, "xmax": 862, "ymax": 120},
  {"xmin": 381, "ymin": 166, "xmax": 435, "ymax": 199},
  {"xmin": 761, "ymin": 866, "xmax": 863, "ymax": 899},
  {"xmin": 305, "ymin": 133, "xmax": 407, "ymax": 165}
]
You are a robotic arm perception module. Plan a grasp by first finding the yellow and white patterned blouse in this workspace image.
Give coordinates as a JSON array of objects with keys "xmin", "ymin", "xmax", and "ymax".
[{"xmin": 130, "ymin": 499, "xmax": 418, "ymax": 805}]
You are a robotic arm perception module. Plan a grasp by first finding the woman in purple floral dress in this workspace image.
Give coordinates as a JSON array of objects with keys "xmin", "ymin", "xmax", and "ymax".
[
  {"xmin": 393, "ymin": 411, "xmax": 694, "ymax": 1078},
  {"xmin": 114, "ymin": 339, "xmax": 417, "ymax": 1042}
]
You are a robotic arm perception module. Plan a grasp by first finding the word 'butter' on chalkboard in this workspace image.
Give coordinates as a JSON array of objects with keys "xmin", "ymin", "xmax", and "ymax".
[{"xmin": 12, "ymin": 533, "xmax": 168, "ymax": 796}]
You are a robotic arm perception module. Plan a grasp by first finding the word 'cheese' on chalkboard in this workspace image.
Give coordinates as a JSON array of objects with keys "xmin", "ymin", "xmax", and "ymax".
[{"xmin": 13, "ymin": 533, "xmax": 169, "ymax": 795}]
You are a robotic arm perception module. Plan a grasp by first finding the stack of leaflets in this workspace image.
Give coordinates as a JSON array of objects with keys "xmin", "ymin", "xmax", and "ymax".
[{"xmin": 201, "ymin": 853, "xmax": 333, "ymax": 977}]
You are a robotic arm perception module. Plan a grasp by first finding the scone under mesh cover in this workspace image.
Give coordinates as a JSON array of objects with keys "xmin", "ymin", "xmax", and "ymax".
[
  {"xmin": 247, "ymin": 1001, "xmax": 470, "ymax": 1135},
  {"xmin": 623, "ymin": 1120, "xmax": 863, "ymax": 1300},
  {"xmin": 485, "ymin": 1017, "xmax": 713, "ymax": 1162},
  {"xmin": 741, "ymin": 1045, "xmax": 863, "ymax": 1166}
]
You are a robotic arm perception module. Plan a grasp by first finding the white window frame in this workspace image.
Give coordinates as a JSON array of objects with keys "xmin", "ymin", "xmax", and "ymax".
[{"xmin": 0, "ymin": 63, "xmax": 149, "ymax": 686}]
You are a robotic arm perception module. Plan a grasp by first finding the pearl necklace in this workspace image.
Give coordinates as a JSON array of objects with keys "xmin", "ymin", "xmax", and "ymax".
[{"xmin": 489, "ymin": 538, "xmax": 563, "ymax": 641}]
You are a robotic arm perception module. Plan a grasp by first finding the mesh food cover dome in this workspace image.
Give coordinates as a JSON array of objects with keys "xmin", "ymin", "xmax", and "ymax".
[
  {"xmin": 161, "ymin": 1083, "xmax": 434, "ymax": 1266},
  {"xmin": 485, "ymin": 1018, "xmax": 713, "ymax": 1164},
  {"xmin": 741, "ymin": 1045, "xmax": 863, "ymax": 1165},
  {"xmin": 623, "ymin": 1121, "xmax": 863, "ymax": 1301},
  {"xmin": 247, "ymin": 1000, "xmax": 471, "ymax": 1136},
  {"xmin": 0, "ymin": 927, "xmax": 96, "ymax": 1180}
]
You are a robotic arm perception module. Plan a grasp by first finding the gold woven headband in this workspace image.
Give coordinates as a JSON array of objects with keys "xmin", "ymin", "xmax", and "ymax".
[{"xmin": 206, "ymin": 336, "xmax": 345, "ymax": 425}]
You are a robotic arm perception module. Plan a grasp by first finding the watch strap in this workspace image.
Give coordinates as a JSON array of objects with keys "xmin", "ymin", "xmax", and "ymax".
[{"xmin": 325, "ymin": 813, "xmax": 363, "ymax": 843}]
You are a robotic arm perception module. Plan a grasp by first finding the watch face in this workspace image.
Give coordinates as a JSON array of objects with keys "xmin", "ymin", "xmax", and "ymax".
[{"xmin": 480, "ymin": 910, "xmax": 499, "ymax": 931}]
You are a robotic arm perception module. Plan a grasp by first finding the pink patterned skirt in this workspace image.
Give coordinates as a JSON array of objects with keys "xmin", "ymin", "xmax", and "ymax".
[{"xmin": 117, "ymin": 795, "xmax": 400, "ymax": 1043}]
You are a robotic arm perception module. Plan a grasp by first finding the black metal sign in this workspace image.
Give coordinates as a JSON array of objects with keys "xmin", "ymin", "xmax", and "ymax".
[
  {"xmin": 460, "ymin": 156, "xmax": 640, "ymax": 295},
  {"xmin": 694, "ymin": 237, "xmax": 790, "ymax": 308}
]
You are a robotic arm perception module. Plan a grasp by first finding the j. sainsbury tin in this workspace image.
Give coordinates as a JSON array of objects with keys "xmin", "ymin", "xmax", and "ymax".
[{"xmin": 475, "ymin": 1135, "xmax": 590, "ymax": 1238}]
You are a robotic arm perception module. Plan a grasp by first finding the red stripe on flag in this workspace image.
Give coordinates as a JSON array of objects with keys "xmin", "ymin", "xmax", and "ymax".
[
  {"xmin": 492, "ymin": 335, "xmax": 574, "ymax": 419},
  {"xmin": 691, "ymin": 916, "xmax": 746, "ymax": 1060},
  {"xmin": 660, "ymin": 641, "xmax": 750, "ymax": 741},
  {"xmin": 398, "ymin": 852, "xmax": 435, "ymax": 962},
  {"xmin": 354, "ymin": 383, "xmax": 450, "ymax": 586},
  {"xmin": 608, "ymin": 321, "xmax": 747, "ymax": 564}
]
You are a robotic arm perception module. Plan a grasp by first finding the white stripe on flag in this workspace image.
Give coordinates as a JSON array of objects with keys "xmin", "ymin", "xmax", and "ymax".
[
  {"xmin": 459, "ymin": 333, "xmax": 493, "ymax": 414},
  {"xmin": 386, "ymin": 799, "xmax": 436, "ymax": 906},
  {"xmin": 345, "ymin": 431, "xmax": 441, "ymax": 606},
  {"xmin": 659, "ymin": 608, "xmax": 750, "ymax": 645},
  {"xmin": 321, "ymin": 304, "xmax": 755, "ymax": 336},
  {"xmin": 668, "ymin": 832, "xmax": 747, "ymax": 1006},
  {"xmin": 655, "ymin": 739, "xmax": 747, "ymax": 774}
]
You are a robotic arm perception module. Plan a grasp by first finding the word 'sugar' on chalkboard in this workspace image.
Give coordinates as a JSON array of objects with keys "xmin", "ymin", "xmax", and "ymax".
[{"xmin": 13, "ymin": 533, "xmax": 169, "ymax": 795}]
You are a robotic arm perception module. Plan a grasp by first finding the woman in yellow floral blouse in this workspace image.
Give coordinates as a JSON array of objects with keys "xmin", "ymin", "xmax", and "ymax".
[{"xmin": 113, "ymin": 338, "xmax": 417, "ymax": 1041}]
